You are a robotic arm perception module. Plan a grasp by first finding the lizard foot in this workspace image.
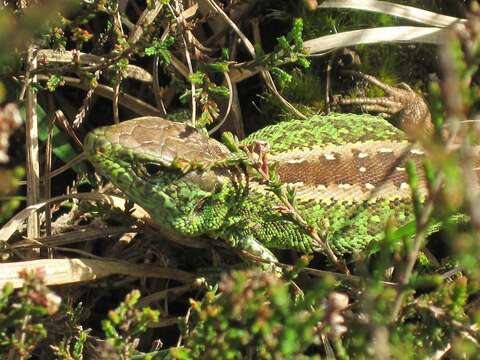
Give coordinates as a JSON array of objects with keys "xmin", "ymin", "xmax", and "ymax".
[{"xmin": 335, "ymin": 70, "xmax": 433, "ymax": 139}]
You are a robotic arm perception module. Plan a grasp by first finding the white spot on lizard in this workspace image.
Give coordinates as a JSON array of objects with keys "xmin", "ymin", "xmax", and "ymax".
[
  {"xmin": 324, "ymin": 152, "xmax": 336, "ymax": 160},
  {"xmin": 286, "ymin": 158, "xmax": 306, "ymax": 164},
  {"xmin": 379, "ymin": 147, "xmax": 393, "ymax": 153},
  {"xmin": 365, "ymin": 183, "xmax": 375, "ymax": 190},
  {"xmin": 359, "ymin": 166, "xmax": 367, "ymax": 173},
  {"xmin": 410, "ymin": 149, "xmax": 425, "ymax": 155},
  {"xmin": 358, "ymin": 152, "xmax": 369, "ymax": 158},
  {"xmin": 316, "ymin": 184, "xmax": 327, "ymax": 191},
  {"xmin": 292, "ymin": 182, "xmax": 305, "ymax": 187},
  {"xmin": 339, "ymin": 184, "xmax": 352, "ymax": 189},
  {"xmin": 400, "ymin": 182, "xmax": 410, "ymax": 190},
  {"xmin": 396, "ymin": 167, "xmax": 405, "ymax": 171}
]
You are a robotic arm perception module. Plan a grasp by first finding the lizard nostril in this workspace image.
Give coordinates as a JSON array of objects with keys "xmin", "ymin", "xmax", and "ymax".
[
  {"xmin": 93, "ymin": 137, "xmax": 109, "ymax": 156},
  {"xmin": 94, "ymin": 140, "xmax": 108, "ymax": 155},
  {"xmin": 95, "ymin": 146, "xmax": 107, "ymax": 155},
  {"xmin": 84, "ymin": 133, "xmax": 106, "ymax": 158}
]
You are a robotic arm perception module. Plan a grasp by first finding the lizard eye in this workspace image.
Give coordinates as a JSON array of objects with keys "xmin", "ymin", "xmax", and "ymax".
[
  {"xmin": 135, "ymin": 162, "xmax": 179, "ymax": 179},
  {"xmin": 144, "ymin": 163, "xmax": 164, "ymax": 177}
]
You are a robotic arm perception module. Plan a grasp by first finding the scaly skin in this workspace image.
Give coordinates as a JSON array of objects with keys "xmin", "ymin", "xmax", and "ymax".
[{"xmin": 84, "ymin": 114, "xmax": 432, "ymax": 258}]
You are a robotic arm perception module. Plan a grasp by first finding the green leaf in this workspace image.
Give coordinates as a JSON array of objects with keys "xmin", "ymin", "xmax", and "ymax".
[
  {"xmin": 406, "ymin": 160, "xmax": 421, "ymax": 218},
  {"xmin": 208, "ymin": 85, "xmax": 230, "ymax": 97},
  {"xmin": 144, "ymin": 36, "xmax": 175, "ymax": 64},
  {"xmin": 46, "ymin": 75, "xmax": 64, "ymax": 91},
  {"xmin": 188, "ymin": 71, "xmax": 206, "ymax": 85},
  {"xmin": 270, "ymin": 67, "xmax": 292, "ymax": 86},
  {"xmin": 101, "ymin": 320, "xmax": 118, "ymax": 339},
  {"xmin": 204, "ymin": 61, "xmax": 229, "ymax": 73}
]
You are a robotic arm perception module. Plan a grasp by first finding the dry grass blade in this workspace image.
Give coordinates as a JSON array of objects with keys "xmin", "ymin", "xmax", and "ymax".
[
  {"xmin": 128, "ymin": 0, "xmax": 164, "ymax": 46},
  {"xmin": 53, "ymin": 110, "xmax": 83, "ymax": 149},
  {"xmin": 181, "ymin": 3, "xmax": 199, "ymax": 19},
  {"xmin": 318, "ymin": 0, "xmax": 465, "ymax": 27},
  {"xmin": 11, "ymin": 226, "xmax": 136, "ymax": 249},
  {"xmin": 0, "ymin": 258, "xmax": 196, "ymax": 288},
  {"xmin": 25, "ymin": 46, "xmax": 40, "ymax": 240},
  {"xmin": 304, "ymin": 26, "xmax": 446, "ymax": 55},
  {"xmin": 0, "ymin": 193, "xmax": 146, "ymax": 242}
]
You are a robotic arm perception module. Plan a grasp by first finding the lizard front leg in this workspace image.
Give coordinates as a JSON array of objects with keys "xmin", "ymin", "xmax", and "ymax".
[{"xmin": 223, "ymin": 231, "xmax": 281, "ymax": 273}]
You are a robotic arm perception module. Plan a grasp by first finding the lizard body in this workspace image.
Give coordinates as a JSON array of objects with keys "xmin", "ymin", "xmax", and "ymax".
[{"xmin": 84, "ymin": 113, "xmax": 443, "ymax": 258}]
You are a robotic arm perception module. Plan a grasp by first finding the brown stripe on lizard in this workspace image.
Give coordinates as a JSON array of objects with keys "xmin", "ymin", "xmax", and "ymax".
[{"xmin": 271, "ymin": 141, "xmax": 426, "ymax": 196}]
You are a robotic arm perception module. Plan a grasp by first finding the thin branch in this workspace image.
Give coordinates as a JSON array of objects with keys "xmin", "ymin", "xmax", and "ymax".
[
  {"xmin": 236, "ymin": 141, "xmax": 349, "ymax": 274},
  {"xmin": 112, "ymin": 4, "xmax": 125, "ymax": 124},
  {"xmin": 36, "ymin": 49, "xmax": 153, "ymax": 83},
  {"xmin": 152, "ymin": 25, "xmax": 171, "ymax": 115},
  {"xmin": 169, "ymin": 1, "xmax": 196, "ymax": 126},
  {"xmin": 205, "ymin": 0, "xmax": 306, "ymax": 118},
  {"xmin": 43, "ymin": 96, "xmax": 55, "ymax": 244},
  {"xmin": 38, "ymin": 75, "xmax": 164, "ymax": 116},
  {"xmin": 208, "ymin": 71, "xmax": 234, "ymax": 135},
  {"xmin": 73, "ymin": 70, "xmax": 101, "ymax": 128},
  {"xmin": 390, "ymin": 173, "xmax": 444, "ymax": 321}
]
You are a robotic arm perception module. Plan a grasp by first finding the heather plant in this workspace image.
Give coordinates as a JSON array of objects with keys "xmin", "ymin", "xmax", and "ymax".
[
  {"xmin": 0, "ymin": 270, "xmax": 61, "ymax": 360},
  {"xmin": 171, "ymin": 271, "xmax": 333, "ymax": 359}
]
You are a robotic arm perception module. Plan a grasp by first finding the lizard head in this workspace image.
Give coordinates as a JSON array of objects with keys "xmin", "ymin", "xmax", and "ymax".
[{"xmin": 84, "ymin": 117, "xmax": 235, "ymax": 236}]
